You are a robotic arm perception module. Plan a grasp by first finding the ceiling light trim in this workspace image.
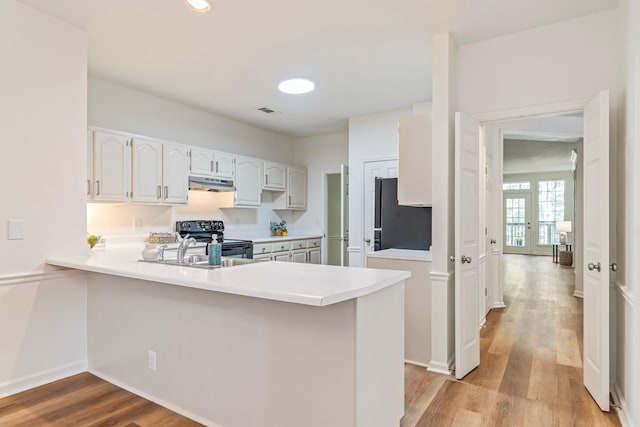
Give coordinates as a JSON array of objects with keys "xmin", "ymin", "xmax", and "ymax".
[
  {"xmin": 185, "ymin": 0, "xmax": 213, "ymax": 13},
  {"xmin": 278, "ymin": 78, "xmax": 315, "ymax": 95}
]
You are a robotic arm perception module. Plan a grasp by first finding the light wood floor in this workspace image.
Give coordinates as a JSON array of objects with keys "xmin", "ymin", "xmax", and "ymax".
[
  {"xmin": 0, "ymin": 255, "xmax": 621, "ymax": 426},
  {"xmin": 0, "ymin": 373, "xmax": 202, "ymax": 426},
  {"xmin": 402, "ymin": 254, "xmax": 621, "ymax": 427}
]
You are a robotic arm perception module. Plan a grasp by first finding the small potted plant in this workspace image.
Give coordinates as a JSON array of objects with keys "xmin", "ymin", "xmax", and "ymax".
[{"xmin": 270, "ymin": 220, "xmax": 287, "ymax": 236}]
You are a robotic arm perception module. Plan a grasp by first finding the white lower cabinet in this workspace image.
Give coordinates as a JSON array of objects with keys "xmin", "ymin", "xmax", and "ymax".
[
  {"xmin": 252, "ymin": 238, "xmax": 322, "ymax": 264},
  {"xmin": 291, "ymin": 250, "xmax": 307, "ymax": 263}
]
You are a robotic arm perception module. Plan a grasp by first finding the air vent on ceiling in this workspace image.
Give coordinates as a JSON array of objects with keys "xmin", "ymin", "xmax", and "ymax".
[{"xmin": 258, "ymin": 107, "xmax": 277, "ymax": 114}]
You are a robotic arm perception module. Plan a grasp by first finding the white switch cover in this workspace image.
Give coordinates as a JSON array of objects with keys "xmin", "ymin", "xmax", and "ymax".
[
  {"xmin": 8, "ymin": 219, "xmax": 24, "ymax": 240},
  {"xmin": 148, "ymin": 350, "xmax": 157, "ymax": 371}
]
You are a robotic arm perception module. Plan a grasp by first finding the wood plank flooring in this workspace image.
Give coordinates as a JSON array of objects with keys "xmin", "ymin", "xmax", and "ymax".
[
  {"xmin": 0, "ymin": 254, "xmax": 620, "ymax": 426},
  {"xmin": 0, "ymin": 373, "xmax": 202, "ymax": 426},
  {"xmin": 402, "ymin": 254, "xmax": 620, "ymax": 427}
]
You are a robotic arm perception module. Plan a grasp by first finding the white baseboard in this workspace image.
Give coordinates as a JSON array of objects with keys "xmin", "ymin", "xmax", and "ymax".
[
  {"xmin": 89, "ymin": 368, "xmax": 217, "ymax": 427},
  {"xmin": 405, "ymin": 359, "xmax": 430, "ymax": 369},
  {"xmin": 612, "ymin": 383, "xmax": 633, "ymax": 427},
  {"xmin": 0, "ymin": 360, "xmax": 87, "ymax": 399},
  {"xmin": 426, "ymin": 365, "xmax": 453, "ymax": 375},
  {"xmin": 493, "ymin": 301, "xmax": 506, "ymax": 309},
  {"xmin": 573, "ymin": 289, "xmax": 584, "ymax": 298}
]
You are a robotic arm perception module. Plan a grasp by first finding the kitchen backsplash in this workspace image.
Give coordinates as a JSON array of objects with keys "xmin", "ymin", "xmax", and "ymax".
[{"xmin": 87, "ymin": 190, "xmax": 304, "ymax": 239}]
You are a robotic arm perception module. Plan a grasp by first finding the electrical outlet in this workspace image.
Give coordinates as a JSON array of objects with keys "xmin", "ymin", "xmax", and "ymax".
[
  {"xmin": 148, "ymin": 350, "xmax": 157, "ymax": 371},
  {"xmin": 133, "ymin": 217, "xmax": 142, "ymax": 230},
  {"xmin": 8, "ymin": 219, "xmax": 24, "ymax": 240}
]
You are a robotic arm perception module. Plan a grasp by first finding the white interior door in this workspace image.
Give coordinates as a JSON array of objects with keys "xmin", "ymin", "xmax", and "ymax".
[
  {"xmin": 582, "ymin": 90, "xmax": 610, "ymax": 411},
  {"xmin": 363, "ymin": 160, "xmax": 398, "ymax": 260},
  {"xmin": 503, "ymin": 192, "xmax": 532, "ymax": 254},
  {"xmin": 454, "ymin": 112, "xmax": 481, "ymax": 379},
  {"xmin": 340, "ymin": 164, "xmax": 349, "ymax": 266}
]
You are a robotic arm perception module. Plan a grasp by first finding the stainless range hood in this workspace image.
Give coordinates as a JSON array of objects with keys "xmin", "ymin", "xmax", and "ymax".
[{"xmin": 188, "ymin": 175, "xmax": 235, "ymax": 192}]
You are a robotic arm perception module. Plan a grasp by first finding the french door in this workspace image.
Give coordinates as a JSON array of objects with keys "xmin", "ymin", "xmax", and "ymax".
[{"xmin": 503, "ymin": 192, "xmax": 532, "ymax": 254}]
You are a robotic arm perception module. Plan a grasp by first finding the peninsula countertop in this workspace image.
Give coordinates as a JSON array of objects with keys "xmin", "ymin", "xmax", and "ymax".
[
  {"xmin": 366, "ymin": 249, "xmax": 432, "ymax": 262},
  {"xmin": 47, "ymin": 248, "xmax": 409, "ymax": 307}
]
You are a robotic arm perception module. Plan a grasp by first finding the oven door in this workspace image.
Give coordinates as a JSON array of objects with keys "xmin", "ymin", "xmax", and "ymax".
[{"xmin": 221, "ymin": 242, "xmax": 254, "ymax": 259}]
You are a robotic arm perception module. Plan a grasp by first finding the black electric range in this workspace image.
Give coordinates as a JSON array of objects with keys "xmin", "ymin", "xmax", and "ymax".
[{"xmin": 175, "ymin": 220, "xmax": 253, "ymax": 259}]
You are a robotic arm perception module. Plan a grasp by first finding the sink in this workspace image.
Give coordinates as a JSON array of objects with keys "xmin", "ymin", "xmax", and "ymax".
[{"xmin": 140, "ymin": 256, "xmax": 261, "ymax": 269}]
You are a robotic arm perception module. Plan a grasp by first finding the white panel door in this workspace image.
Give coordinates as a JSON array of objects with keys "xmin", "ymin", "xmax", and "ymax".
[
  {"xmin": 454, "ymin": 112, "xmax": 481, "ymax": 379},
  {"xmin": 582, "ymin": 90, "xmax": 610, "ymax": 411},
  {"xmin": 363, "ymin": 159, "xmax": 398, "ymax": 260},
  {"xmin": 503, "ymin": 193, "xmax": 532, "ymax": 254},
  {"xmin": 93, "ymin": 130, "xmax": 130, "ymax": 202}
]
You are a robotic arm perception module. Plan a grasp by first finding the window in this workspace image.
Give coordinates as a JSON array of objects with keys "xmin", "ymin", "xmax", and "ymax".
[
  {"xmin": 538, "ymin": 180, "xmax": 565, "ymax": 245},
  {"xmin": 503, "ymin": 182, "xmax": 531, "ymax": 191},
  {"xmin": 505, "ymin": 197, "xmax": 526, "ymax": 247}
]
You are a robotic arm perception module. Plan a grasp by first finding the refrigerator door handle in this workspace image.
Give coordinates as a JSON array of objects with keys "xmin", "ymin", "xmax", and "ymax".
[{"xmin": 373, "ymin": 228, "xmax": 382, "ymax": 231}]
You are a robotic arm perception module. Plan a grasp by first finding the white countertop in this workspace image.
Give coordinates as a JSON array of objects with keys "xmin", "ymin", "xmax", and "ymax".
[
  {"xmin": 47, "ymin": 249, "xmax": 409, "ymax": 307},
  {"xmin": 366, "ymin": 249, "xmax": 432, "ymax": 262},
  {"xmin": 249, "ymin": 234, "xmax": 323, "ymax": 243}
]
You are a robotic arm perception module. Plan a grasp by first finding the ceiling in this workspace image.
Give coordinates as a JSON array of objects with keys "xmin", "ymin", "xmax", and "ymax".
[{"xmin": 19, "ymin": 0, "xmax": 618, "ymax": 137}]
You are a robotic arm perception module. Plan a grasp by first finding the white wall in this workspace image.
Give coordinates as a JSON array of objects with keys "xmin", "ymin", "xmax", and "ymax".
[
  {"xmin": 87, "ymin": 77, "xmax": 299, "ymax": 238},
  {"xmin": 347, "ymin": 109, "xmax": 410, "ymax": 267},
  {"xmin": 292, "ymin": 132, "xmax": 349, "ymax": 235},
  {"xmin": 0, "ymin": 1, "xmax": 88, "ymax": 397}
]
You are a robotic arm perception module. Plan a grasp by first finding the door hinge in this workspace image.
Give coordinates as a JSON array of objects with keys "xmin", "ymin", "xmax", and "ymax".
[{"xmin": 485, "ymin": 288, "xmax": 487, "ymax": 296}]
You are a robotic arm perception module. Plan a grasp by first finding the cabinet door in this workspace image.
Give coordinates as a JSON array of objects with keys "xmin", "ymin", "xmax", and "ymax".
[
  {"xmin": 398, "ymin": 114, "xmax": 432, "ymax": 206},
  {"xmin": 163, "ymin": 143, "xmax": 189, "ymax": 204},
  {"xmin": 93, "ymin": 130, "xmax": 130, "ymax": 202},
  {"xmin": 308, "ymin": 248, "xmax": 321, "ymax": 264},
  {"xmin": 234, "ymin": 155, "xmax": 262, "ymax": 207},
  {"xmin": 190, "ymin": 147, "xmax": 214, "ymax": 176},
  {"xmin": 291, "ymin": 250, "xmax": 307, "ymax": 263},
  {"xmin": 253, "ymin": 253, "xmax": 273, "ymax": 261},
  {"xmin": 263, "ymin": 161, "xmax": 286, "ymax": 191},
  {"xmin": 213, "ymin": 151, "xmax": 235, "ymax": 180},
  {"xmin": 87, "ymin": 130, "xmax": 93, "ymax": 200},
  {"xmin": 273, "ymin": 252, "xmax": 290, "ymax": 262},
  {"xmin": 131, "ymin": 138, "xmax": 163, "ymax": 203},
  {"xmin": 287, "ymin": 166, "xmax": 307, "ymax": 209}
]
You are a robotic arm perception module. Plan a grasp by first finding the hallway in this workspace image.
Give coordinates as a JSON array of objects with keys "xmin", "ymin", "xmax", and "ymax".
[{"xmin": 402, "ymin": 254, "xmax": 620, "ymax": 426}]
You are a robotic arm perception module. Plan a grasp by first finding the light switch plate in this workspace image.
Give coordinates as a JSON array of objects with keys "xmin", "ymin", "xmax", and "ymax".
[{"xmin": 8, "ymin": 219, "xmax": 24, "ymax": 240}]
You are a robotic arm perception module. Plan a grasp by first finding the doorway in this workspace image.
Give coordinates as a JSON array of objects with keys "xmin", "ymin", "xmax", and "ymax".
[{"xmin": 324, "ymin": 165, "xmax": 349, "ymax": 266}]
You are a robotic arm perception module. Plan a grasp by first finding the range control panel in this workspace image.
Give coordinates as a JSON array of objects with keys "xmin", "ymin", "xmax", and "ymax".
[{"xmin": 176, "ymin": 220, "xmax": 225, "ymax": 233}]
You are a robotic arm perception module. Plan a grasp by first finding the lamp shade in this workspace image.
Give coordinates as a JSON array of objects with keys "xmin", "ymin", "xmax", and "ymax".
[{"xmin": 556, "ymin": 221, "xmax": 572, "ymax": 233}]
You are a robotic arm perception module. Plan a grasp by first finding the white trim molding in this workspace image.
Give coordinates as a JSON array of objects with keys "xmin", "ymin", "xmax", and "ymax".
[
  {"xmin": 474, "ymin": 98, "xmax": 588, "ymax": 124},
  {"xmin": 0, "ymin": 360, "xmax": 87, "ymax": 399},
  {"xmin": 615, "ymin": 281, "xmax": 634, "ymax": 307},
  {"xmin": 573, "ymin": 290, "xmax": 584, "ymax": 298},
  {"xmin": 0, "ymin": 268, "xmax": 84, "ymax": 287},
  {"xmin": 612, "ymin": 382, "xmax": 632, "ymax": 427}
]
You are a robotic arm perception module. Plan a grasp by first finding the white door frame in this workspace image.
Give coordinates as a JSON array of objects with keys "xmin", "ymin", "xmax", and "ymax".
[{"xmin": 477, "ymin": 98, "xmax": 589, "ymax": 310}]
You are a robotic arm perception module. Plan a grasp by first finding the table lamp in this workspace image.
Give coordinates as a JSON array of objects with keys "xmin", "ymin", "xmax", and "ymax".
[{"xmin": 556, "ymin": 221, "xmax": 572, "ymax": 244}]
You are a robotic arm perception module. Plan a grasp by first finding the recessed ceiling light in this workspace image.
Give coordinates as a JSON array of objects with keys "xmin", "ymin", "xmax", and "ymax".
[
  {"xmin": 185, "ymin": 0, "xmax": 212, "ymax": 13},
  {"xmin": 278, "ymin": 78, "xmax": 315, "ymax": 95}
]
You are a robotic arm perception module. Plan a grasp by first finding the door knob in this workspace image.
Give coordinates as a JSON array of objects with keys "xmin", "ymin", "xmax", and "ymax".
[
  {"xmin": 461, "ymin": 255, "xmax": 472, "ymax": 264},
  {"xmin": 449, "ymin": 256, "xmax": 455, "ymax": 263},
  {"xmin": 610, "ymin": 263, "xmax": 618, "ymax": 272},
  {"xmin": 365, "ymin": 238, "xmax": 371, "ymax": 244},
  {"xmin": 490, "ymin": 239, "xmax": 497, "ymax": 244},
  {"xmin": 588, "ymin": 262, "xmax": 601, "ymax": 272}
]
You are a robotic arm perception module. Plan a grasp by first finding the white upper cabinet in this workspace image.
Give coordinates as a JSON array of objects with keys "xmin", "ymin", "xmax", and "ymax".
[
  {"xmin": 189, "ymin": 146, "xmax": 214, "ymax": 177},
  {"xmin": 213, "ymin": 151, "xmax": 235, "ymax": 180},
  {"xmin": 131, "ymin": 138, "xmax": 188, "ymax": 204},
  {"xmin": 163, "ymin": 143, "xmax": 189, "ymax": 204},
  {"xmin": 262, "ymin": 161, "xmax": 286, "ymax": 191},
  {"xmin": 398, "ymin": 113, "xmax": 432, "ymax": 206},
  {"xmin": 87, "ymin": 130, "xmax": 93, "ymax": 200},
  {"xmin": 92, "ymin": 130, "xmax": 131, "ymax": 202},
  {"xmin": 233, "ymin": 155, "xmax": 262, "ymax": 207},
  {"xmin": 273, "ymin": 166, "xmax": 307, "ymax": 210},
  {"xmin": 288, "ymin": 166, "xmax": 307, "ymax": 210},
  {"xmin": 132, "ymin": 137, "xmax": 163, "ymax": 203}
]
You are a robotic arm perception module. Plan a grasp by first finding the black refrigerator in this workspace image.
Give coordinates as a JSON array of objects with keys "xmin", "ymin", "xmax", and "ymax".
[{"xmin": 374, "ymin": 178, "xmax": 432, "ymax": 251}]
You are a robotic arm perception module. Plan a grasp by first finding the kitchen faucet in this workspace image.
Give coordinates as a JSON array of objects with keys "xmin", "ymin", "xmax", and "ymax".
[{"xmin": 176, "ymin": 235, "xmax": 197, "ymax": 263}]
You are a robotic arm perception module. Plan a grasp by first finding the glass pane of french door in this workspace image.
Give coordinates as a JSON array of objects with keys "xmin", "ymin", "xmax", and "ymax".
[{"xmin": 504, "ymin": 193, "xmax": 531, "ymax": 254}]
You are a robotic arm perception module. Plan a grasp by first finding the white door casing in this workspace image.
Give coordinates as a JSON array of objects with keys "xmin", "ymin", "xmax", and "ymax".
[
  {"xmin": 582, "ymin": 90, "xmax": 610, "ymax": 412},
  {"xmin": 454, "ymin": 112, "xmax": 481, "ymax": 379},
  {"xmin": 340, "ymin": 164, "xmax": 349, "ymax": 266}
]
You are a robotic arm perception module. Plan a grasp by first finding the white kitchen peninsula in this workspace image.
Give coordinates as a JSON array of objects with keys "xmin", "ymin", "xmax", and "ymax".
[{"xmin": 47, "ymin": 249, "xmax": 409, "ymax": 427}]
